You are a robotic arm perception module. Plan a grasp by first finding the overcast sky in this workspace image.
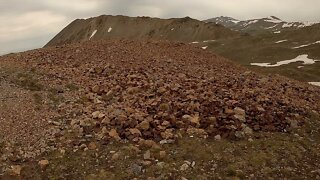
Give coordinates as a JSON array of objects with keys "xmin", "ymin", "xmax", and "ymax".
[{"xmin": 0, "ymin": 0, "xmax": 319, "ymax": 55}]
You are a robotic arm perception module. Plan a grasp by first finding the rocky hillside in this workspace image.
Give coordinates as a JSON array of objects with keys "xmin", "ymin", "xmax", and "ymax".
[
  {"xmin": 1, "ymin": 40, "xmax": 320, "ymax": 179},
  {"xmin": 205, "ymin": 16, "xmax": 318, "ymax": 35},
  {"xmin": 45, "ymin": 15, "xmax": 239, "ymax": 47},
  {"xmin": 44, "ymin": 15, "xmax": 320, "ymax": 84}
]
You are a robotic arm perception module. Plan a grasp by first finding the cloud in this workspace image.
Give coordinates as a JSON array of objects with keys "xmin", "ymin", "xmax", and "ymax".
[{"xmin": 0, "ymin": 0, "xmax": 319, "ymax": 55}]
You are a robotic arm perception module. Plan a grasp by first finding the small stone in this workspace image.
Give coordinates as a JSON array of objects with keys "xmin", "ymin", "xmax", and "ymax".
[
  {"xmin": 180, "ymin": 163, "xmax": 189, "ymax": 171},
  {"xmin": 139, "ymin": 139, "xmax": 155, "ymax": 148},
  {"xmin": 159, "ymin": 151, "xmax": 166, "ymax": 159},
  {"xmin": 182, "ymin": 115, "xmax": 192, "ymax": 120},
  {"xmin": 214, "ymin": 135, "xmax": 221, "ymax": 141},
  {"xmin": 183, "ymin": 114, "xmax": 200, "ymax": 126},
  {"xmin": 129, "ymin": 128, "xmax": 142, "ymax": 136},
  {"xmin": 225, "ymin": 108, "xmax": 234, "ymax": 114},
  {"xmin": 190, "ymin": 114, "xmax": 200, "ymax": 126},
  {"xmin": 144, "ymin": 150, "xmax": 151, "ymax": 160},
  {"xmin": 127, "ymin": 87, "xmax": 140, "ymax": 94},
  {"xmin": 88, "ymin": 142, "xmax": 97, "ymax": 150},
  {"xmin": 159, "ymin": 103, "xmax": 170, "ymax": 111},
  {"xmin": 10, "ymin": 165, "xmax": 22, "ymax": 176},
  {"xmin": 159, "ymin": 139, "xmax": 175, "ymax": 145},
  {"xmin": 101, "ymin": 127, "xmax": 108, "ymax": 134},
  {"xmin": 235, "ymin": 131, "xmax": 245, "ymax": 139},
  {"xmin": 257, "ymin": 106, "xmax": 265, "ymax": 112},
  {"xmin": 109, "ymin": 129, "xmax": 121, "ymax": 140},
  {"xmin": 208, "ymin": 117, "xmax": 217, "ymax": 123},
  {"xmin": 243, "ymin": 126, "xmax": 253, "ymax": 135},
  {"xmin": 234, "ymin": 107, "xmax": 246, "ymax": 122},
  {"xmin": 111, "ymin": 153, "xmax": 120, "ymax": 160},
  {"xmin": 92, "ymin": 85, "xmax": 100, "ymax": 93},
  {"xmin": 92, "ymin": 111, "xmax": 105, "ymax": 119},
  {"xmin": 59, "ymin": 149, "xmax": 66, "ymax": 155},
  {"xmin": 288, "ymin": 119, "xmax": 298, "ymax": 129},
  {"xmin": 142, "ymin": 161, "xmax": 152, "ymax": 166},
  {"xmin": 101, "ymin": 118, "xmax": 110, "ymax": 125},
  {"xmin": 98, "ymin": 113, "xmax": 106, "ymax": 119},
  {"xmin": 161, "ymin": 129, "xmax": 174, "ymax": 139},
  {"xmin": 138, "ymin": 120, "xmax": 150, "ymax": 130},
  {"xmin": 38, "ymin": 159, "xmax": 49, "ymax": 169},
  {"xmin": 92, "ymin": 111, "xmax": 101, "ymax": 119},
  {"xmin": 157, "ymin": 87, "xmax": 167, "ymax": 94},
  {"xmin": 130, "ymin": 163, "xmax": 142, "ymax": 175}
]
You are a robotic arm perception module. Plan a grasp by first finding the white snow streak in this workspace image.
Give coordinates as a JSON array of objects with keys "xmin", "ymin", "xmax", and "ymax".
[
  {"xmin": 203, "ymin": 40, "xmax": 216, "ymax": 43},
  {"xmin": 292, "ymin": 41, "xmax": 320, "ymax": 49},
  {"xmin": 250, "ymin": 55, "xmax": 319, "ymax": 67},
  {"xmin": 89, "ymin": 30, "xmax": 97, "ymax": 40},
  {"xmin": 275, "ymin": 40, "xmax": 288, "ymax": 43}
]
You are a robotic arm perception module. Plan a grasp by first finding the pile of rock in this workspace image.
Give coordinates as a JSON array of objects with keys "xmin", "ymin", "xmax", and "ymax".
[{"xmin": 34, "ymin": 40, "xmax": 318, "ymax": 144}]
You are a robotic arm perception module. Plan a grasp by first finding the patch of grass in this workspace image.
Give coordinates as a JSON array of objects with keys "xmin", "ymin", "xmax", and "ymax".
[
  {"xmin": 65, "ymin": 83, "xmax": 79, "ymax": 91},
  {"xmin": 249, "ymin": 151, "xmax": 269, "ymax": 167},
  {"xmin": 14, "ymin": 72, "xmax": 43, "ymax": 91},
  {"xmin": 48, "ymin": 88, "xmax": 64, "ymax": 108},
  {"xmin": 226, "ymin": 167, "xmax": 237, "ymax": 177}
]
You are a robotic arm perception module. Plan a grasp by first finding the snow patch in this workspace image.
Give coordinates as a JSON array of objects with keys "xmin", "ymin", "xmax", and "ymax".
[
  {"xmin": 243, "ymin": 20, "xmax": 258, "ymax": 27},
  {"xmin": 203, "ymin": 40, "xmax": 216, "ymax": 43},
  {"xmin": 202, "ymin": 46, "xmax": 208, "ymax": 50},
  {"xmin": 282, "ymin": 23, "xmax": 293, "ymax": 28},
  {"xmin": 108, "ymin": 27, "xmax": 112, "ymax": 33},
  {"xmin": 250, "ymin": 54, "xmax": 319, "ymax": 67},
  {"xmin": 298, "ymin": 21, "xmax": 317, "ymax": 28},
  {"xmin": 275, "ymin": 40, "xmax": 287, "ymax": 44},
  {"xmin": 292, "ymin": 41, "xmax": 320, "ymax": 49},
  {"xmin": 191, "ymin": 42, "xmax": 199, "ymax": 44},
  {"xmin": 230, "ymin": 20, "xmax": 240, "ymax": 23},
  {"xmin": 89, "ymin": 30, "xmax": 97, "ymax": 40},
  {"xmin": 264, "ymin": 17, "xmax": 282, "ymax": 23},
  {"xmin": 171, "ymin": 28, "xmax": 175, "ymax": 31},
  {"xmin": 274, "ymin": 31, "xmax": 281, "ymax": 34},
  {"xmin": 309, "ymin": 82, "xmax": 320, "ymax": 87},
  {"xmin": 265, "ymin": 24, "xmax": 277, "ymax": 29}
]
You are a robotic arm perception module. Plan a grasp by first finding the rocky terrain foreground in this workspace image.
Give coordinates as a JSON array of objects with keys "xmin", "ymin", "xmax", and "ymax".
[{"xmin": 0, "ymin": 40, "xmax": 320, "ymax": 179}]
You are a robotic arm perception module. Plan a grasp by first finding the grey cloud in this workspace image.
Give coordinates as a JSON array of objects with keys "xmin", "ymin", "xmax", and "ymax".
[{"xmin": 1, "ymin": 0, "xmax": 320, "ymax": 55}]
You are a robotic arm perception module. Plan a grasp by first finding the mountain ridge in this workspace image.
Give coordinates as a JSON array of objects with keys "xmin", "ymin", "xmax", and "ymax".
[
  {"xmin": 205, "ymin": 16, "xmax": 318, "ymax": 34},
  {"xmin": 45, "ymin": 15, "xmax": 239, "ymax": 47}
]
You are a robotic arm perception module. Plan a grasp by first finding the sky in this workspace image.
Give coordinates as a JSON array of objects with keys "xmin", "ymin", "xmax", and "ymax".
[{"xmin": 0, "ymin": 0, "xmax": 319, "ymax": 55}]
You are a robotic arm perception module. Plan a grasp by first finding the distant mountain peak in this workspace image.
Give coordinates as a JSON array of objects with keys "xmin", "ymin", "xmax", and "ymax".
[{"xmin": 204, "ymin": 15, "xmax": 318, "ymax": 35}]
